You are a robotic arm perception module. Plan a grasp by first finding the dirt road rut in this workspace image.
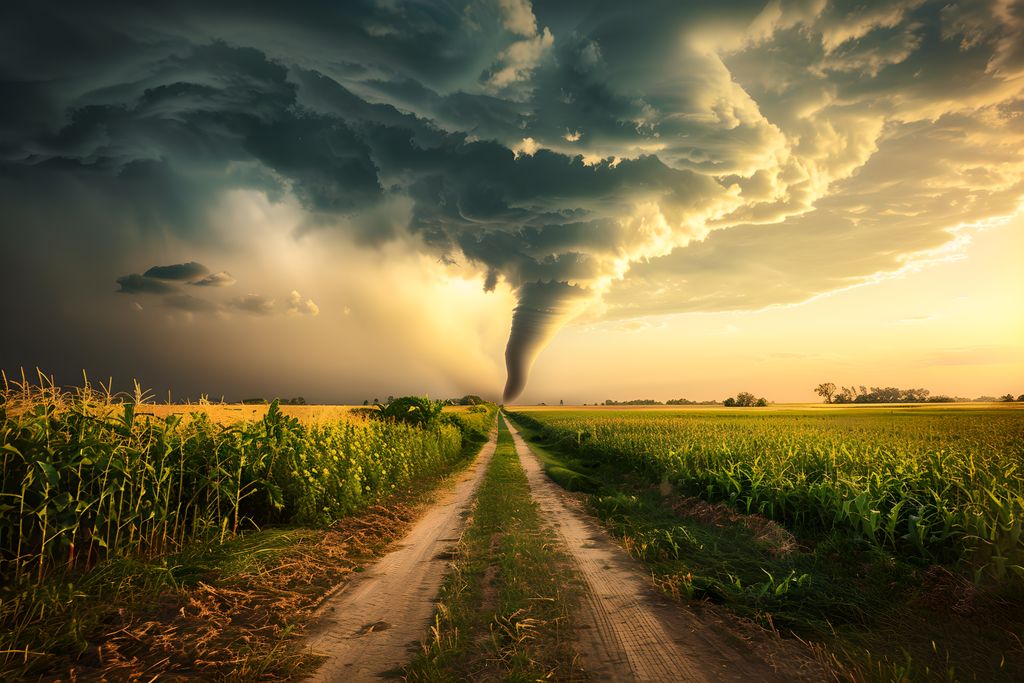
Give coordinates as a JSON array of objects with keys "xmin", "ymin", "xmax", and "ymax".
[
  {"xmin": 506, "ymin": 417, "xmax": 788, "ymax": 682},
  {"xmin": 304, "ymin": 429, "xmax": 497, "ymax": 681}
]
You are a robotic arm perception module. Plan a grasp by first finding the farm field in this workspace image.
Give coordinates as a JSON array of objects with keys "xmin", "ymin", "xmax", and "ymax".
[
  {"xmin": 131, "ymin": 403, "xmax": 483, "ymax": 424},
  {"xmin": 509, "ymin": 404, "xmax": 1024, "ymax": 570},
  {"xmin": 0, "ymin": 381, "xmax": 496, "ymax": 679},
  {"xmin": 133, "ymin": 403, "xmax": 363, "ymax": 424},
  {"xmin": 520, "ymin": 402, "xmax": 1024, "ymax": 412},
  {"xmin": 5, "ymin": 380, "xmax": 1023, "ymax": 681},
  {"xmin": 506, "ymin": 405, "xmax": 1024, "ymax": 680}
]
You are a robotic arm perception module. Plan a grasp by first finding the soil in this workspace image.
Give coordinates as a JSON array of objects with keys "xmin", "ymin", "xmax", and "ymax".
[
  {"xmin": 302, "ymin": 429, "xmax": 497, "ymax": 681},
  {"xmin": 303, "ymin": 419, "xmax": 827, "ymax": 682}
]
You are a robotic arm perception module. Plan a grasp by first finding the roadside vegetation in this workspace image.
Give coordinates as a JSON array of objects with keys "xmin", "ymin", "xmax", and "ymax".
[
  {"xmin": 0, "ymin": 373, "xmax": 494, "ymax": 679},
  {"xmin": 506, "ymin": 407, "xmax": 1024, "ymax": 681},
  {"xmin": 405, "ymin": 415, "xmax": 582, "ymax": 681}
]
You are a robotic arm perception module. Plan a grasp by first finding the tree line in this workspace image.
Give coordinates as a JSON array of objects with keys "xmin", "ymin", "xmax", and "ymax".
[
  {"xmin": 600, "ymin": 398, "xmax": 687, "ymax": 405},
  {"xmin": 814, "ymin": 383, "xmax": 1024, "ymax": 404},
  {"xmin": 590, "ymin": 393, "xmax": 768, "ymax": 407}
]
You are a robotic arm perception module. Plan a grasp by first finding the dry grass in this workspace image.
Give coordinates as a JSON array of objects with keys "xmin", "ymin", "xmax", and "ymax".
[
  {"xmin": 134, "ymin": 403, "xmax": 364, "ymax": 425},
  {"xmin": 132, "ymin": 403, "xmax": 474, "ymax": 425},
  {"xmin": 55, "ymin": 501, "xmax": 430, "ymax": 681},
  {"xmin": 666, "ymin": 495, "xmax": 799, "ymax": 558}
]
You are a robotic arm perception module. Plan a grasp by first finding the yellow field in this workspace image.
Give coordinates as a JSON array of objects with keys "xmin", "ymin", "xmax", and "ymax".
[
  {"xmin": 132, "ymin": 402, "xmax": 477, "ymax": 424},
  {"xmin": 510, "ymin": 401, "xmax": 1024, "ymax": 413},
  {"xmin": 132, "ymin": 403, "xmax": 361, "ymax": 424}
]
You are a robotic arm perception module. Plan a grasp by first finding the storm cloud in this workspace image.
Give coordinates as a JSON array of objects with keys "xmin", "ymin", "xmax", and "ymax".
[
  {"xmin": 2, "ymin": 0, "xmax": 1022, "ymax": 399},
  {"xmin": 116, "ymin": 274, "xmax": 175, "ymax": 295},
  {"xmin": 116, "ymin": 262, "xmax": 286, "ymax": 318},
  {"xmin": 143, "ymin": 262, "xmax": 210, "ymax": 281}
]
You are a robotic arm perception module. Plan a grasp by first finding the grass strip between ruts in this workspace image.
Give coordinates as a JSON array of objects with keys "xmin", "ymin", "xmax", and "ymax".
[{"xmin": 405, "ymin": 414, "xmax": 583, "ymax": 681}]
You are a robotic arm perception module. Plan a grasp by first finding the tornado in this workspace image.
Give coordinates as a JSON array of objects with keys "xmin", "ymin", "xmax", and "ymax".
[{"xmin": 502, "ymin": 281, "xmax": 588, "ymax": 403}]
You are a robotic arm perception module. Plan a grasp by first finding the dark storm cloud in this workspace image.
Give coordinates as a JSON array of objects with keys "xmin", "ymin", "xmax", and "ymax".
[
  {"xmin": 0, "ymin": 12, "xmax": 708, "ymax": 284},
  {"xmin": 116, "ymin": 274, "xmax": 176, "ymax": 294},
  {"xmin": 119, "ymin": 264, "xmax": 283, "ymax": 316},
  {"xmin": 0, "ymin": 3, "xmax": 722, "ymax": 401},
  {"xmin": 244, "ymin": 113, "xmax": 383, "ymax": 212},
  {"xmin": 144, "ymin": 262, "xmax": 209, "ymax": 281},
  {"xmin": 2, "ymin": 0, "xmax": 1022, "ymax": 399}
]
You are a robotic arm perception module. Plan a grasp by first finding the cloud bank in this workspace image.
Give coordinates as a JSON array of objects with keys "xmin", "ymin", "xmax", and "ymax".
[
  {"xmin": 1, "ymin": 0, "xmax": 1022, "ymax": 399},
  {"xmin": 116, "ymin": 261, "xmax": 304, "ymax": 318}
]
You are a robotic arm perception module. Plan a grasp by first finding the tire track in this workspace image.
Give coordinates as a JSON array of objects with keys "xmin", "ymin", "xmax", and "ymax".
[
  {"xmin": 303, "ymin": 428, "xmax": 497, "ymax": 682},
  {"xmin": 505, "ymin": 417, "xmax": 788, "ymax": 682}
]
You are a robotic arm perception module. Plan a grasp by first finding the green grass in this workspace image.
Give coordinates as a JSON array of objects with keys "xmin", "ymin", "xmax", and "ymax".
[
  {"xmin": 405, "ymin": 415, "xmax": 582, "ymax": 681},
  {"xmin": 506, "ymin": 410, "xmax": 1024, "ymax": 682}
]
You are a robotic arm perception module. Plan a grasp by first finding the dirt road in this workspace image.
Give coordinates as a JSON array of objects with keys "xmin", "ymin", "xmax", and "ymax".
[
  {"xmin": 303, "ymin": 429, "xmax": 497, "ymax": 681},
  {"xmin": 505, "ymin": 418, "xmax": 791, "ymax": 682}
]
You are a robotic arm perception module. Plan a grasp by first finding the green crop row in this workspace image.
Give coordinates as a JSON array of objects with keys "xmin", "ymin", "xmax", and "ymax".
[
  {"xmin": 509, "ymin": 409, "xmax": 1024, "ymax": 584},
  {"xmin": 0, "ymin": 381, "xmax": 494, "ymax": 588}
]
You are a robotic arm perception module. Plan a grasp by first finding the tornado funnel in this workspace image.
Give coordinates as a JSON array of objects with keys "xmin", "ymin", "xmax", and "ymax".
[{"xmin": 502, "ymin": 281, "xmax": 588, "ymax": 403}]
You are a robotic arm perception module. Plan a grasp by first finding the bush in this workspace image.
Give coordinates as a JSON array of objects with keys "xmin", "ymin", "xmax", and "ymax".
[{"xmin": 373, "ymin": 396, "xmax": 444, "ymax": 427}]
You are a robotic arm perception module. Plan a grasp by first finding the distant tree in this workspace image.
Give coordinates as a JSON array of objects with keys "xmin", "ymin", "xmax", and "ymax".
[
  {"xmin": 560, "ymin": 399, "xmax": 564, "ymax": 405},
  {"xmin": 362, "ymin": 399, "xmax": 369, "ymax": 406},
  {"xmin": 724, "ymin": 392, "xmax": 768, "ymax": 407},
  {"xmin": 373, "ymin": 398, "xmax": 380, "ymax": 404},
  {"xmin": 899, "ymin": 388, "xmax": 929, "ymax": 402},
  {"xmin": 814, "ymin": 382, "xmax": 837, "ymax": 404},
  {"xmin": 835, "ymin": 387, "xmax": 855, "ymax": 404},
  {"xmin": 1000, "ymin": 394, "xmax": 1015, "ymax": 402},
  {"xmin": 387, "ymin": 395, "xmax": 395, "ymax": 404},
  {"xmin": 735, "ymin": 391, "xmax": 757, "ymax": 407},
  {"xmin": 1018, "ymin": 394, "xmax": 1024, "ymax": 402}
]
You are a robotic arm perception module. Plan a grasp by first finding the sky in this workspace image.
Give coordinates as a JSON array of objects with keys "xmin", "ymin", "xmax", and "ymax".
[{"xmin": 1, "ymin": 0, "xmax": 1022, "ymax": 404}]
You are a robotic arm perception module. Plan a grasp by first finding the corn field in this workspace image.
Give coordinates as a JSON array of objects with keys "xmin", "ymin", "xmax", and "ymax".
[
  {"xmin": 0, "ymin": 377, "xmax": 494, "ymax": 589},
  {"xmin": 510, "ymin": 408, "xmax": 1024, "ymax": 584}
]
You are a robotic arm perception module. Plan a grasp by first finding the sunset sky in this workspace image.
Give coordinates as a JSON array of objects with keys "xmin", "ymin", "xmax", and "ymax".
[{"xmin": 1, "ymin": 0, "xmax": 1022, "ymax": 403}]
